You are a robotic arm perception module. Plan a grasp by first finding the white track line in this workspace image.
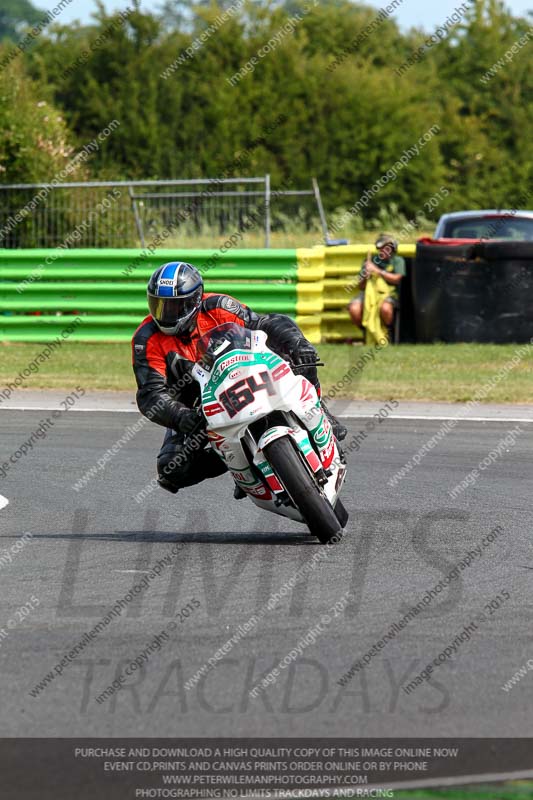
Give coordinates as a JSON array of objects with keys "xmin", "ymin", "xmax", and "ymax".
[
  {"xmin": 0, "ymin": 495, "xmax": 9, "ymax": 511},
  {"xmin": 368, "ymin": 414, "xmax": 533, "ymax": 422},
  {"xmin": 0, "ymin": 406, "xmax": 139, "ymax": 413},
  {"xmin": 1, "ymin": 406, "xmax": 532, "ymax": 423},
  {"xmin": 113, "ymin": 569, "xmax": 152, "ymax": 574}
]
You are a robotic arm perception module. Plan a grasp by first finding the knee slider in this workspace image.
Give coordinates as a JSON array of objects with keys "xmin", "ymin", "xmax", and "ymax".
[{"xmin": 157, "ymin": 476, "xmax": 180, "ymax": 494}]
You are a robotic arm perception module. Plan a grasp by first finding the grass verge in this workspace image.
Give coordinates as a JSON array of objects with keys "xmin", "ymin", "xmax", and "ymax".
[{"xmin": 0, "ymin": 342, "xmax": 531, "ymax": 403}]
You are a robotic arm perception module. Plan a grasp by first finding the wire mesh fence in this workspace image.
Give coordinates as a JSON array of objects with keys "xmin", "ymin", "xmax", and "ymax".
[
  {"xmin": 0, "ymin": 184, "xmax": 134, "ymax": 249},
  {"xmin": 0, "ymin": 176, "xmax": 325, "ymax": 249}
]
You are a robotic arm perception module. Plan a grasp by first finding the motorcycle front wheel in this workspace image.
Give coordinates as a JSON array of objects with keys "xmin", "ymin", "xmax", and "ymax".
[{"xmin": 263, "ymin": 435, "xmax": 343, "ymax": 545}]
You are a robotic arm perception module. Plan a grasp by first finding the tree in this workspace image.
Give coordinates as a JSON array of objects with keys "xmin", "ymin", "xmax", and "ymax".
[
  {"xmin": 0, "ymin": 58, "xmax": 79, "ymax": 183},
  {"xmin": 20, "ymin": 0, "xmax": 533, "ymax": 226},
  {"xmin": 0, "ymin": 0, "xmax": 44, "ymax": 42}
]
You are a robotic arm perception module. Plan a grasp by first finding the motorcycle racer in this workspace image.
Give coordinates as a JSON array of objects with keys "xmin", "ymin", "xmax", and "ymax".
[{"xmin": 132, "ymin": 261, "xmax": 347, "ymax": 494}]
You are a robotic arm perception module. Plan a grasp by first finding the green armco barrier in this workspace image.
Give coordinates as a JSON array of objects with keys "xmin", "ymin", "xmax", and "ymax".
[
  {"xmin": 0, "ymin": 282, "xmax": 296, "ymax": 314},
  {"xmin": 0, "ymin": 314, "xmax": 325, "ymax": 343},
  {"xmin": 1, "ymin": 266, "xmax": 296, "ymax": 282},
  {"xmin": 0, "ymin": 315, "xmax": 140, "ymax": 342},
  {"xmin": 0, "ymin": 248, "xmax": 317, "ymax": 341},
  {"xmin": 0, "ymin": 248, "xmax": 298, "ymax": 264},
  {"xmin": 0, "ymin": 248, "xmax": 299, "ymax": 282}
]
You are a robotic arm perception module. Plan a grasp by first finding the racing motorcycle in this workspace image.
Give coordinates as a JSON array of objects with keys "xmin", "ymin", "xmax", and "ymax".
[{"xmin": 192, "ymin": 323, "xmax": 348, "ymax": 544}]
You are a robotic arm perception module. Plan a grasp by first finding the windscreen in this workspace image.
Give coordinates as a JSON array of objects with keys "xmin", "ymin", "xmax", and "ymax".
[
  {"xmin": 442, "ymin": 216, "xmax": 533, "ymax": 240},
  {"xmin": 196, "ymin": 323, "xmax": 252, "ymax": 369}
]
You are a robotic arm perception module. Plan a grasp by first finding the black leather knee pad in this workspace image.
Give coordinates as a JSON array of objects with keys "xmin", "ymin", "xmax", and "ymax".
[
  {"xmin": 157, "ymin": 430, "xmax": 227, "ymax": 492},
  {"xmin": 157, "ymin": 475, "xmax": 180, "ymax": 494},
  {"xmin": 158, "ymin": 448, "xmax": 192, "ymax": 491}
]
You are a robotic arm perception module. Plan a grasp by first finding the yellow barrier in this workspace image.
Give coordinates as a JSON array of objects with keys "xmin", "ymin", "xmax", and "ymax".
[
  {"xmin": 323, "ymin": 278, "xmax": 353, "ymax": 309},
  {"xmin": 295, "ymin": 248, "xmax": 326, "ymax": 341},
  {"xmin": 296, "ymin": 247, "xmax": 326, "ymax": 281},
  {"xmin": 297, "ymin": 243, "xmax": 416, "ymax": 342},
  {"xmin": 296, "ymin": 314, "xmax": 322, "ymax": 344},
  {"xmin": 324, "ymin": 244, "xmax": 416, "ymax": 276},
  {"xmin": 321, "ymin": 312, "xmax": 363, "ymax": 342},
  {"xmin": 296, "ymin": 281, "xmax": 324, "ymax": 315}
]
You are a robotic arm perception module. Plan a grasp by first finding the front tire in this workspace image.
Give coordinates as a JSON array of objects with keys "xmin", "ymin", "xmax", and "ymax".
[{"xmin": 263, "ymin": 436, "xmax": 343, "ymax": 544}]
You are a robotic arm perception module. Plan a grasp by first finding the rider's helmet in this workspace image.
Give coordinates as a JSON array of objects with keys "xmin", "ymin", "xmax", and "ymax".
[{"xmin": 147, "ymin": 262, "xmax": 203, "ymax": 336}]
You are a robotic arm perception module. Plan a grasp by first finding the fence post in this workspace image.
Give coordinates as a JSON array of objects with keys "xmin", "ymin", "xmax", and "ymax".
[
  {"xmin": 312, "ymin": 177, "xmax": 329, "ymax": 244},
  {"xmin": 128, "ymin": 185, "xmax": 145, "ymax": 248},
  {"xmin": 264, "ymin": 173, "xmax": 271, "ymax": 248}
]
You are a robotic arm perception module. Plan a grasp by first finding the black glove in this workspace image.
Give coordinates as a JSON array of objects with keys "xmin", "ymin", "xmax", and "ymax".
[
  {"xmin": 289, "ymin": 338, "xmax": 319, "ymax": 367},
  {"xmin": 176, "ymin": 408, "xmax": 206, "ymax": 437}
]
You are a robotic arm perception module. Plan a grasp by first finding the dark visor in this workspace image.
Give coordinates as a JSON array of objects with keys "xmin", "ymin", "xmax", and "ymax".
[{"xmin": 148, "ymin": 292, "xmax": 200, "ymax": 327}]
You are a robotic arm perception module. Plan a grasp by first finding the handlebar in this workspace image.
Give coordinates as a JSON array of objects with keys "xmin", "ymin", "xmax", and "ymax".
[{"xmin": 290, "ymin": 360, "xmax": 324, "ymax": 373}]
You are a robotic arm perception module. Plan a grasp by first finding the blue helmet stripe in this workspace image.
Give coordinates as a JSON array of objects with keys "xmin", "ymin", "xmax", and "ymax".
[
  {"xmin": 160, "ymin": 263, "xmax": 179, "ymax": 281},
  {"xmin": 158, "ymin": 262, "xmax": 181, "ymax": 297},
  {"xmin": 153, "ymin": 262, "xmax": 202, "ymax": 298}
]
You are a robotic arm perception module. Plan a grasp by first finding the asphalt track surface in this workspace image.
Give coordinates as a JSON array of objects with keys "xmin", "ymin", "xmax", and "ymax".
[{"xmin": 0, "ymin": 404, "xmax": 532, "ymax": 742}]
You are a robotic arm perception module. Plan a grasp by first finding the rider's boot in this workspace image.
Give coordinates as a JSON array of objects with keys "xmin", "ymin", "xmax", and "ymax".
[
  {"xmin": 233, "ymin": 483, "xmax": 247, "ymax": 500},
  {"xmin": 321, "ymin": 401, "xmax": 347, "ymax": 442}
]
